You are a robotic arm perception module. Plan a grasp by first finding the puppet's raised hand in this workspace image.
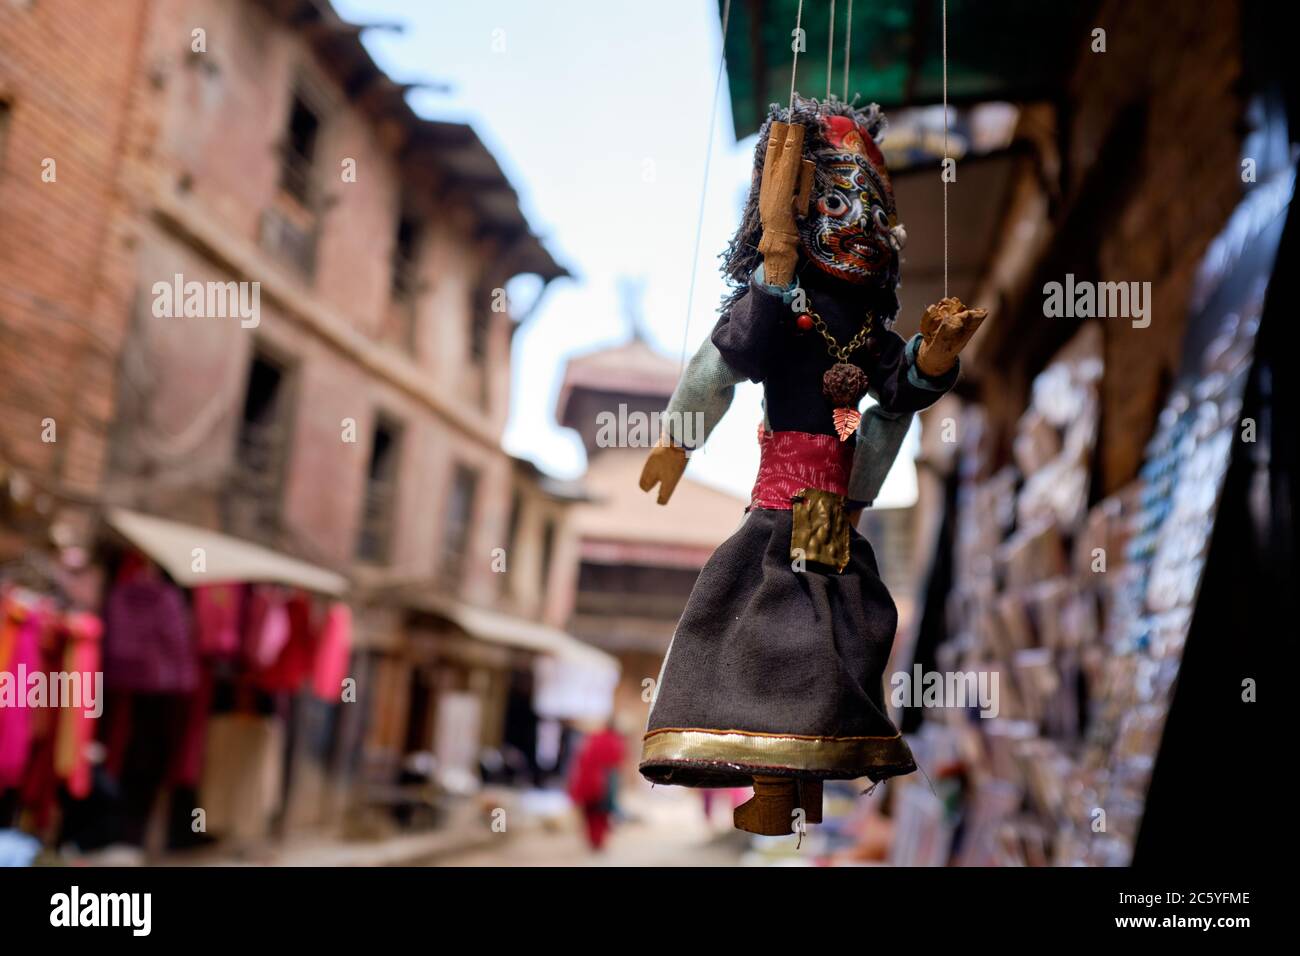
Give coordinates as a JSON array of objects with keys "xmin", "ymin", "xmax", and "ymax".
[
  {"xmin": 639, "ymin": 437, "xmax": 688, "ymax": 506},
  {"xmin": 917, "ymin": 297, "xmax": 989, "ymax": 378},
  {"xmin": 756, "ymin": 121, "xmax": 813, "ymax": 286}
]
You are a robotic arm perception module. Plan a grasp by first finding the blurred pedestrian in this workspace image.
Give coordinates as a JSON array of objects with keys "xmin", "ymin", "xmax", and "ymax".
[{"xmin": 566, "ymin": 722, "xmax": 624, "ymax": 851}]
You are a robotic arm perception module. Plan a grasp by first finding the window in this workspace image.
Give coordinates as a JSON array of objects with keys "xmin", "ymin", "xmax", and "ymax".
[
  {"xmin": 0, "ymin": 101, "xmax": 11, "ymax": 170},
  {"xmin": 504, "ymin": 489, "xmax": 523, "ymax": 558},
  {"xmin": 385, "ymin": 217, "xmax": 421, "ymax": 351},
  {"xmin": 502, "ymin": 489, "xmax": 523, "ymax": 596},
  {"xmin": 261, "ymin": 89, "xmax": 321, "ymax": 277},
  {"xmin": 280, "ymin": 91, "xmax": 319, "ymax": 204},
  {"xmin": 467, "ymin": 283, "xmax": 493, "ymax": 406},
  {"xmin": 225, "ymin": 350, "xmax": 293, "ymax": 539},
  {"xmin": 539, "ymin": 517, "xmax": 556, "ymax": 596},
  {"xmin": 260, "ymin": 202, "xmax": 317, "ymax": 276},
  {"xmin": 356, "ymin": 416, "xmax": 403, "ymax": 563},
  {"xmin": 391, "ymin": 218, "xmax": 420, "ymax": 301},
  {"xmin": 440, "ymin": 465, "xmax": 479, "ymax": 589},
  {"xmin": 469, "ymin": 283, "xmax": 491, "ymax": 363}
]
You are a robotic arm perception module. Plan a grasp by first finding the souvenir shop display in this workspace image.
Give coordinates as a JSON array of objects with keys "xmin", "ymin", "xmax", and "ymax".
[
  {"xmin": 1068, "ymin": 312, "xmax": 1265, "ymax": 863},
  {"xmin": 914, "ymin": 323, "xmax": 1107, "ymax": 863},
  {"xmin": 910, "ymin": 154, "xmax": 1289, "ymax": 866},
  {"xmin": 1051, "ymin": 155, "xmax": 1289, "ymax": 866}
]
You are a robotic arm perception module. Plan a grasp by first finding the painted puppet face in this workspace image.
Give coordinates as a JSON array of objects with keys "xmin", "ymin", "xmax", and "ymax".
[{"xmin": 798, "ymin": 116, "xmax": 902, "ymax": 285}]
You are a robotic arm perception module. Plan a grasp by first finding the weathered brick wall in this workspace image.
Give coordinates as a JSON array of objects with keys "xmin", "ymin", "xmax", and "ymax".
[
  {"xmin": 136, "ymin": 0, "xmax": 513, "ymax": 434},
  {"xmin": 0, "ymin": 0, "xmax": 150, "ymax": 496},
  {"xmin": 121, "ymin": 0, "xmax": 519, "ymax": 591},
  {"xmin": 143, "ymin": 0, "xmax": 403, "ymax": 334},
  {"xmin": 3, "ymin": 0, "xmax": 522, "ymax": 594}
]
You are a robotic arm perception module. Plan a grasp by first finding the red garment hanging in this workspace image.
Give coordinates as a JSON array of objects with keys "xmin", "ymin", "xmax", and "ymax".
[{"xmin": 311, "ymin": 602, "xmax": 352, "ymax": 702}]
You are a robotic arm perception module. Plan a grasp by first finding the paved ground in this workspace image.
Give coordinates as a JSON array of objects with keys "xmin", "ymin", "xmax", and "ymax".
[
  {"xmin": 428, "ymin": 787, "xmax": 751, "ymax": 867},
  {"xmin": 98, "ymin": 782, "xmax": 761, "ymax": 867}
]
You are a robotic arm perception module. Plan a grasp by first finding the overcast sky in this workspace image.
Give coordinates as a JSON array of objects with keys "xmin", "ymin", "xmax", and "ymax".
[{"xmin": 335, "ymin": 0, "xmax": 919, "ymax": 506}]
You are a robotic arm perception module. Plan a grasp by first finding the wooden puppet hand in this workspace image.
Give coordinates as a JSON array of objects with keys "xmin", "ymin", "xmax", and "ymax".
[
  {"xmin": 639, "ymin": 436, "xmax": 688, "ymax": 506},
  {"xmin": 755, "ymin": 121, "xmax": 812, "ymax": 287},
  {"xmin": 917, "ymin": 297, "xmax": 989, "ymax": 378}
]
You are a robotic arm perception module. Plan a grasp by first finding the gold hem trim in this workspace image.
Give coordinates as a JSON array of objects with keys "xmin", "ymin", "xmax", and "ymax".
[{"xmin": 640, "ymin": 726, "xmax": 911, "ymax": 774}]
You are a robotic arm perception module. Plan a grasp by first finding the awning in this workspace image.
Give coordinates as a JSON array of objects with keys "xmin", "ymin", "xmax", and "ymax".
[
  {"xmin": 105, "ymin": 508, "xmax": 349, "ymax": 596},
  {"xmin": 405, "ymin": 592, "xmax": 618, "ymax": 674}
]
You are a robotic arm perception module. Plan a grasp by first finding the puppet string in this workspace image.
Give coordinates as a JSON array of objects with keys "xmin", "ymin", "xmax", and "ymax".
[
  {"xmin": 842, "ymin": 0, "xmax": 853, "ymax": 101},
  {"xmin": 677, "ymin": 0, "xmax": 732, "ymax": 373},
  {"xmin": 917, "ymin": 756, "xmax": 940, "ymax": 798},
  {"xmin": 861, "ymin": 760, "xmax": 938, "ymax": 799},
  {"xmin": 789, "ymin": 0, "xmax": 804, "ymax": 112},
  {"xmin": 827, "ymin": 0, "xmax": 835, "ymax": 99},
  {"xmin": 942, "ymin": 0, "xmax": 949, "ymax": 298}
]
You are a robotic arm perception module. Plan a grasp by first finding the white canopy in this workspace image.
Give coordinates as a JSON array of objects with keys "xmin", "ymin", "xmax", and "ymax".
[
  {"xmin": 410, "ymin": 592, "xmax": 616, "ymax": 674},
  {"xmin": 106, "ymin": 508, "xmax": 349, "ymax": 596}
]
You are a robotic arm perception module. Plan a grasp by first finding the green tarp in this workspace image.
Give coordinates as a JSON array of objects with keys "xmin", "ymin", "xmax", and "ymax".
[{"xmin": 722, "ymin": 0, "xmax": 1090, "ymax": 138}]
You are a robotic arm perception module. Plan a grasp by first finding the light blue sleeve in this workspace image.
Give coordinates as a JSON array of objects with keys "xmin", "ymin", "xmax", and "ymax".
[
  {"xmin": 662, "ymin": 337, "xmax": 746, "ymax": 451},
  {"xmin": 846, "ymin": 405, "xmax": 914, "ymax": 507}
]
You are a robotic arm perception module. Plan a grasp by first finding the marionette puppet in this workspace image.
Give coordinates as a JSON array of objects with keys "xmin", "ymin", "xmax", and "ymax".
[{"xmin": 637, "ymin": 96, "xmax": 988, "ymax": 836}]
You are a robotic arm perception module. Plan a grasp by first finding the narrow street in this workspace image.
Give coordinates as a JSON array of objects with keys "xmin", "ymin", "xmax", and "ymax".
[
  {"xmin": 430, "ymin": 788, "xmax": 751, "ymax": 867},
  {"xmin": 0, "ymin": 0, "xmax": 1280, "ymax": 905}
]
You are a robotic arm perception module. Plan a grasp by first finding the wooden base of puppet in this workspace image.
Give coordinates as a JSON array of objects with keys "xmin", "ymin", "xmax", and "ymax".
[{"xmin": 733, "ymin": 776, "xmax": 823, "ymax": 836}]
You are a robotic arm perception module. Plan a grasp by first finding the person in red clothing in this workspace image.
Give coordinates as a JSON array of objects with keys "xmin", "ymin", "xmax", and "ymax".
[{"xmin": 566, "ymin": 722, "xmax": 625, "ymax": 852}]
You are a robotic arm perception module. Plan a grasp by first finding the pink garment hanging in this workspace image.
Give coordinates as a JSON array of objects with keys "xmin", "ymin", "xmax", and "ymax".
[
  {"xmin": 244, "ymin": 587, "xmax": 291, "ymax": 670},
  {"xmin": 254, "ymin": 593, "xmax": 314, "ymax": 693},
  {"xmin": 312, "ymin": 602, "xmax": 353, "ymax": 702}
]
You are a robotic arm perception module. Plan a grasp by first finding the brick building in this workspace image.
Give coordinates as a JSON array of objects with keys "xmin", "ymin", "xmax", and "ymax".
[
  {"xmin": 0, "ymin": 0, "xmax": 144, "ymax": 507},
  {"xmin": 1, "ymin": 0, "xmax": 610, "ymax": 846}
]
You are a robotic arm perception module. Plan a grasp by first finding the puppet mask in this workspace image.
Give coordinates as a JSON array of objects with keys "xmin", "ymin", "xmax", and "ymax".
[{"xmin": 798, "ymin": 113, "xmax": 905, "ymax": 285}]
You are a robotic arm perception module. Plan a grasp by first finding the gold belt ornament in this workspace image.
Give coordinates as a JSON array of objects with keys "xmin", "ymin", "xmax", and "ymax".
[{"xmin": 790, "ymin": 486, "xmax": 851, "ymax": 572}]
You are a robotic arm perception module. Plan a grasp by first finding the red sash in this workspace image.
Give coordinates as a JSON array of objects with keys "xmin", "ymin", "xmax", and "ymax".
[{"xmin": 749, "ymin": 427, "xmax": 853, "ymax": 510}]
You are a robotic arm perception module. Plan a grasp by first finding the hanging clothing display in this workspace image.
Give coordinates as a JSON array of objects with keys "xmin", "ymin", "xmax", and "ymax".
[
  {"xmin": 1, "ymin": 536, "xmax": 354, "ymax": 855},
  {"xmin": 311, "ymin": 602, "xmax": 352, "ymax": 702},
  {"xmin": 0, "ymin": 600, "xmax": 43, "ymax": 790},
  {"xmin": 242, "ymin": 587, "xmax": 291, "ymax": 671},
  {"xmin": 254, "ymin": 592, "xmax": 315, "ymax": 693},
  {"xmin": 171, "ymin": 664, "xmax": 215, "ymax": 790},
  {"xmin": 102, "ymin": 576, "xmax": 197, "ymax": 694},
  {"xmin": 192, "ymin": 584, "xmax": 245, "ymax": 658},
  {"xmin": 53, "ymin": 612, "xmax": 103, "ymax": 799}
]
